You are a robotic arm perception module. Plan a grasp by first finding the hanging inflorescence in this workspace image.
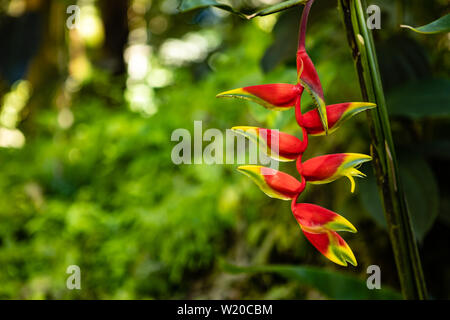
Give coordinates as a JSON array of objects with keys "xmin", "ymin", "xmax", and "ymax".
[{"xmin": 216, "ymin": 0, "xmax": 376, "ymax": 266}]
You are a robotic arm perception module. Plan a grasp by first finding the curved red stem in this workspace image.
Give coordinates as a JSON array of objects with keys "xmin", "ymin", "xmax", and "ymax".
[
  {"xmin": 295, "ymin": 95, "xmax": 304, "ymax": 126},
  {"xmin": 291, "ymin": 175, "xmax": 306, "ymax": 212},
  {"xmin": 295, "ymin": 97, "xmax": 309, "ymax": 152},
  {"xmin": 296, "ymin": 154, "xmax": 303, "ymax": 175},
  {"xmin": 299, "ymin": 126, "xmax": 308, "ymax": 152}
]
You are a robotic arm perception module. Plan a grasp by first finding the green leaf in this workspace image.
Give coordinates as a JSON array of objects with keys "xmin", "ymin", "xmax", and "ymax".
[
  {"xmin": 359, "ymin": 151, "xmax": 439, "ymax": 242},
  {"xmin": 223, "ymin": 262, "xmax": 401, "ymax": 299},
  {"xmin": 358, "ymin": 168, "xmax": 386, "ymax": 229},
  {"xmin": 178, "ymin": 0, "xmax": 307, "ymax": 19},
  {"xmin": 261, "ymin": 9, "xmax": 299, "ymax": 72},
  {"xmin": 401, "ymin": 14, "xmax": 450, "ymax": 34},
  {"xmin": 249, "ymin": 0, "xmax": 308, "ymax": 19},
  {"xmin": 399, "ymin": 151, "xmax": 440, "ymax": 241},
  {"xmin": 178, "ymin": 0, "xmax": 248, "ymax": 19},
  {"xmin": 386, "ymin": 78, "xmax": 450, "ymax": 119},
  {"xmin": 376, "ymin": 35, "xmax": 432, "ymax": 92}
]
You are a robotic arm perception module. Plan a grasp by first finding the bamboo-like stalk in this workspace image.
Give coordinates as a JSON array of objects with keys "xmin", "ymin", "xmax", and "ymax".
[{"xmin": 338, "ymin": 0, "xmax": 427, "ymax": 299}]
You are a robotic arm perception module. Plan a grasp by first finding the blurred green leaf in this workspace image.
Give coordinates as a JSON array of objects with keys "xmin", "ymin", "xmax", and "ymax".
[
  {"xmin": 178, "ymin": 0, "xmax": 248, "ymax": 18},
  {"xmin": 399, "ymin": 151, "xmax": 440, "ymax": 241},
  {"xmin": 250, "ymin": 0, "xmax": 308, "ymax": 19},
  {"xmin": 422, "ymin": 140, "xmax": 450, "ymax": 160},
  {"xmin": 178, "ymin": 0, "xmax": 307, "ymax": 19},
  {"xmin": 358, "ymin": 168, "xmax": 386, "ymax": 228},
  {"xmin": 223, "ymin": 262, "xmax": 401, "ymax": 299},
  {"xmin": 261, "ymin": 10, "xmax": 298, "ymax": 72},
  {"xmin": 359, "ymin": 151, "xmax": 439, "ymax": 242},
  {"xmin": 387, "ymin": 78, "xmax": 450, "ymax": 119},
  {"xmin": 377, "ymin": 35, "xmax": 431, "ymax": 92},
  {"xmin": 401, "ymin": 14, "xmax": 450, "ymax": 34}
]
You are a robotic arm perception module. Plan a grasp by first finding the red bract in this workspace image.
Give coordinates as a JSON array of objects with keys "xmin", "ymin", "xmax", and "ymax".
[
  {"xmin": 217, "ymin": 84, "xmax": 302, "ymax": 110},
  {"xmin": 301, "ymin": 153, "xmax": 372, "ymax": 192},
  {"xmin": 231, "ymin": 126, "xmax": 308, "ymax": 161},
  {"xmin": 296, "ymin": 49, "xmax": 323, "ymax": 101},
  {"xmin": 290, "ymin": 199, "xmax": 357, "ymax": 266},
  {"xmin": 302, "ymin": 230, "xmax": 357, "ymax": 267},
  {"xmin": 296, "ymin": 0, "xmax": 328, "ymax": 133},
  {"xmin": 292, "ymin": 203, "xmax": 356, "ymax": 234},
  {"xmin": 299, "ymin": 102, "xmax": 376, "ymax": 135},
  {"xmin": 237, "ymin": 166, "xmax": 305, "ymax": 201},
  {"xmin": 216, "ymin": 0, "xmax": 376, "ymax": 266}
]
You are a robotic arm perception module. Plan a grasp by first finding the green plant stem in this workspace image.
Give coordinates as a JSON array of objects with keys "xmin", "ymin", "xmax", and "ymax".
[{"xmin": 338, "ymin": 0, "xmax": 427, "ymax": 300}]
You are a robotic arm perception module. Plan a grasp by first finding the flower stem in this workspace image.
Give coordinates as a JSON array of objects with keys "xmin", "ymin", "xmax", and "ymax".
[
  {"xmin": 298, "ymin": 0, "xmax": 314, "ymax": 50},
  {"xmin": 338, "ymin": 0, "xmax": 427, "ymax": 299}
]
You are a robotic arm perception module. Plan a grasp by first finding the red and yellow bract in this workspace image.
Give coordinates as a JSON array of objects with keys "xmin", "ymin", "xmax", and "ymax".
[
  {"xmin": 217, "ymin": 84, "xmax": 301, "ymax": 110},
  {"xmin": 302, "ymin": 230, "xmax": 357, "ymax": 266},
  {"xmin": 293, "ymin": 203, "xmax": 357, "ymax": 265},
  {"xmin": 300, "ymin": 102, "xmax": 376, "ymax": 135},
  {"xmin": 301, "ymin": 153, "xmax": 372, "ymax": 192},
  {"xmin": 237, "ymin": 165, "xmax": 305, "ymax": 201},
  {"xmin": 292, "ymin": 203, "xmax": 357, "ymax": 234}
]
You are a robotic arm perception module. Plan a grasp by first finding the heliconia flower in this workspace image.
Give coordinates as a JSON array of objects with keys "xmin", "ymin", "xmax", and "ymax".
[
  {"xmin": 213, "ymin": 0, "xmax": 367, "ymax": 267},
  {"xmin": 292, "ymin": 203, "xmax": 357, "ymax": 234},
  {"xmin": 299, "ymin": 102, "xmax": 377, "ymax": 135},
  {"xmin": 237, "ymin": 165, "xmax": 305, "ymax": 200},
  {"xmin": 301, "ymin": 229, "xmax": 357, "ymax": 266},
  {"xmin": 231, "ymin": 126, "xmax": 308, "ymax": 161},
  {"xmin": 297, "ymin": 0, "xmax": 328, "ymax": 134},
  {"xmin": 301, "ymin": 153, "xmax": 372, "ymax": 192},
  {"xmin": 216, "ymin": 84, "xmax": 302, "ymax": 110}
]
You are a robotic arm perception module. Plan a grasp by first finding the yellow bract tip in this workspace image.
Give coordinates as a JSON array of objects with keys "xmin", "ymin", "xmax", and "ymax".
[
  {"xmin": 216, "ymin": 88, "xmax": 246, "ymax": 98},
  {"xmin": 231, "ymin": 126, "xmax": 258, "ymax": 132},
  {"xmin": 347, "ymin": 175, "xmax": 356, "ymax": 193},
  {"xmin": 351, "ymin": 102, "xmax": 377, "ymax": 108},
  {"xmin": 237, "ymin": 165, "xmax": 262, "ymax": 174}
]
